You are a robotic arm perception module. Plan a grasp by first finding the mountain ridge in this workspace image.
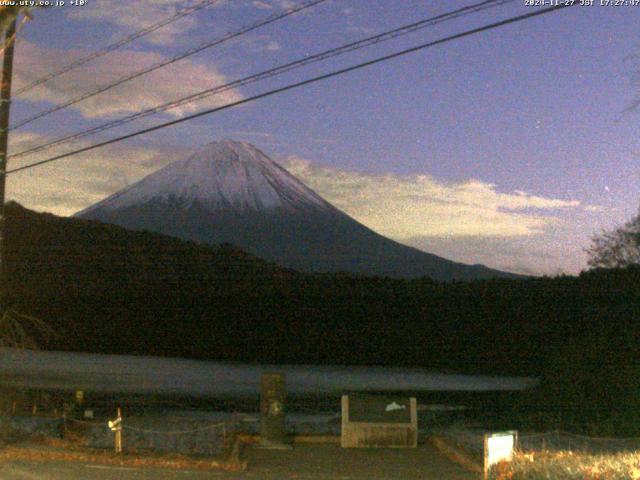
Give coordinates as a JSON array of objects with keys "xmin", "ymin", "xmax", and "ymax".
[{"xmin": 76, "ymin": 140, "xmax": 523, "ymax": 281}]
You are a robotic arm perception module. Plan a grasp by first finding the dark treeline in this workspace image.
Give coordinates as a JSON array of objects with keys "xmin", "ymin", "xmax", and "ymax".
[{"xmin": 5, "ymin": 202, "xmax": 640, "ymax": 432}]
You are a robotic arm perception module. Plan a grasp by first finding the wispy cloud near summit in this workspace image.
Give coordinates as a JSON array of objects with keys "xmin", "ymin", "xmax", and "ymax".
[
  {"xmin": 280, "ymin": 155, "xmax": 583, "ymax": 239},
  {"xmin": 278, "ymin": 155, "xmax": 602, "ymax": 275}
]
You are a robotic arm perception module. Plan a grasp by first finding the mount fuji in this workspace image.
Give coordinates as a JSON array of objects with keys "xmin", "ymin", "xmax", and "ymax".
[{"xmin": 76, "ymin": 140, "xmax": 519, "ymax": 280}]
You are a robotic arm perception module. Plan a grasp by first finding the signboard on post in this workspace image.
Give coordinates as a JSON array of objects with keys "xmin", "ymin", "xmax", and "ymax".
[
  {"xmin": 108, "ymin": 407, "xmax": 123, "ymax": 454},
  {"xmin": 483, "ymin": 431, "xmax": 517, "ymax": 479},
  {"xmin": 341, "ymin": 394, "xmax": 417, "ymax": 448}
]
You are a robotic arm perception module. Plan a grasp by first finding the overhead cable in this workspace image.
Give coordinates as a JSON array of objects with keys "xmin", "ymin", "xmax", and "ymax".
[
  {"xmin": 10, "ymin": 0, "xmax": 329, "ymax": 130},
  {"xmin": 14, "ymin": 0, "xmax": 222, "ymax": 96},
  {"xmin": 11, "ymin": 0, "xmax": 513, "ymax": 160},
  {"xmin": 8, "ymin": 3, "xmax": 576, "ymax": 175}
]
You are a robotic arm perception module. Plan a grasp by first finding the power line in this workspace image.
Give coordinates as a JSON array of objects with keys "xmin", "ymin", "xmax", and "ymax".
[
  {"xmin": 7, "ymin": 3, "xmax": 576, "ymax": 176},
  {"xmin": 14, "ymin": 0, "xmax": 221, "ymax": 96},
  {"xmin": 10, "ymin": 0, "xmax": 329, "ymax": 131},
  {"xmin": 11, "ymin": 0, "xmax": 512, "ymax": 159},
  {"xmin": 10, "ymin": 0, "xmax": 514, "ymax": 160}
]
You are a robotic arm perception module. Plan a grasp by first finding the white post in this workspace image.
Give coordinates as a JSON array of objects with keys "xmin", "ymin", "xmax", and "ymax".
[
  {"xmin": 483, "ymin": 433, "xmax": 489, "ymax": 480},
  {"xmin": 109, "ymin": 408, "xmax": 123, "ymax": 454},
  {"xmin": 115, "ymin": 407, "xmax": 122, "ymax": 453}
]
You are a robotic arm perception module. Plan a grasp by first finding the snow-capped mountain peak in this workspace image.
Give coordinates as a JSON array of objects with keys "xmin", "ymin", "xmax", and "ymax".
[
  {"xmin": 79, "ymin": 140, "xmax": 331, "ymax": 215},
  {"xmin": 77, "ymin": 139, "xmax": 520, "ymax": 280}
]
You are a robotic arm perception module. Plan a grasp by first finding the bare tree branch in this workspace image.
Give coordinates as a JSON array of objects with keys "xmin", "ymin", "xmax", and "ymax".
[{"xmin": 587, "ymin": 208, "xmax": 640, "ymax": 269}]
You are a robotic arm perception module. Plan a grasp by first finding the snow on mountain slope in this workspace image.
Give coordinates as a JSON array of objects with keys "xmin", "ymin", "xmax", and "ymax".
[
  {"xmin": 79, "ymin": 140, "xmax": 332, "ymax": 216},
  {"xmin": 76, "ymin": 139, "xmax": 522, "ymax": 280}
]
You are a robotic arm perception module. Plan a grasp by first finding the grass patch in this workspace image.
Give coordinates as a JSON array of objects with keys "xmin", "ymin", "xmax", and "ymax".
[
  {"xmin": 491, "ymin": 450, "xmax": 640, "ymax": 480},
  {"xmin": 0, "ymin": 434, "xmax": 246, "ymax": 472}
]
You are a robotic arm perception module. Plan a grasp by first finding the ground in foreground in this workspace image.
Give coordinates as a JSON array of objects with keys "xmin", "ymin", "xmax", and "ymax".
[{"xmin": 0, "ymin": 443, "xmax": 475, "ymax": 479}]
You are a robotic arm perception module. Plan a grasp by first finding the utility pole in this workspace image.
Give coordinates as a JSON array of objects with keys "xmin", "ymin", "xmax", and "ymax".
[{"xmin": 0, "ymin": 18, "xmax": 16, "ymax": 306}]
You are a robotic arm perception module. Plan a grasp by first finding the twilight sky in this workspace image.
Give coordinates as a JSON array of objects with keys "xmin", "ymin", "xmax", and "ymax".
[{"xmin": 6, "ymin": 0, "xmax": 640, "ymax": 276}]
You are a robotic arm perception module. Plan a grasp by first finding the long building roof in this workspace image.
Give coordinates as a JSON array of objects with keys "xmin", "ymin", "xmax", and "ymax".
[{"xmin": 0, "ymin": 348, "xmax": 537, "ymax": 396}]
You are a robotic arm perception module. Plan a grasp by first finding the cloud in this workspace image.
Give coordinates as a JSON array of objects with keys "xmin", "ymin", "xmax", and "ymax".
[
  {"xmin": 275, "ymin": 156, "xmax": 604, "ymax": 276},
  {"xmin": 242, "ymin": 34, "xmax": 281, "ymax": 53},
  {"xmin": 279, "ymin": 156, "xmax": 583, "ymax": 239},
  {"xmin": 7, "ymin": 139, "xmax": 603, "ymax": 276},
  {"xmin": 262, "ymin": 40, "xmax": 281, "ymax": 52},
  {"xmin": 274, "ymin": 0, "xmax": 297, "ymax": 8},
  {"xmin": 584, "ymin": 205, "xmax": 606, "ymax": 212},
  {"xmin": 6, "ymin": 132, "xmax": 187, "ymax": 216},
  {"xmin": 410, "ymin": 233, "xmax": 589, "ymax": 277},
  {"xmin": 346, "ymin": 23, "xmax": 376, "ymax": 35},
  {"xmin": 67, "ymin": 0, "xmax": 216, "ymax": 46},
  {"xmin": 246, "ymin": 0, "xmax": 319, "ymax": 16},
  {"xmin": 252, "ymin": 0, "xmax": 273, "ymax": 9},
  {"xmin": 13, "ymin": 40, "xmax": 243, "ymax": 121}
]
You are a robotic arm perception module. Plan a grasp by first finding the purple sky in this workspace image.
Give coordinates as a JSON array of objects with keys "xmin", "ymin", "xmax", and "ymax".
[{"xmin": 6, "ymin": 0, "xmax": 640, "ymax": 275}]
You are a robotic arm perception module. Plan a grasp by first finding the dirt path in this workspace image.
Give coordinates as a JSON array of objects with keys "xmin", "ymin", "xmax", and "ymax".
[{"xmin": 242, "ymin": 443, "xmax": 477, "ymax": 480}]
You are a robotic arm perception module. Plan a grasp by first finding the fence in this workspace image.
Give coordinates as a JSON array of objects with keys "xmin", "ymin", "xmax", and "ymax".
[
  {"xmin": 4, "ymin": 415, "xmax": 63, "ymax": 437},
  {"xmin": 1, "ymin": 410, "xmax": 238, "ymax": 456},
  {"xmin": 435, "ymin": 426, "xmax": 640, "ymax": 457},
  {"xmin": 519, "ymin": 430, "xmax": 640, "ymax": 454},
  {"xmin": 65, "ymin": 412, "xmax": 237, "ymax": 456}
]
